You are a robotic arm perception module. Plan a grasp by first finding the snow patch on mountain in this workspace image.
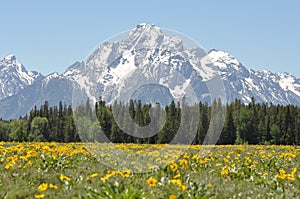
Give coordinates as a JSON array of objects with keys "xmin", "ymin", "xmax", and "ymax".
[
  {"xmin": 278, "ymin": 73, "xmax": 300, "ymax": 96},
  {"xmin": 110, "ymin": 50, "xmax": 137, "ymax": 85},
  {"xmin": 207, "ymin": 50, "xmax": 240, "ymax": 70},
  {"xmin": 172, "ymin": 79, "xmax": 191, "ymax": 98}
]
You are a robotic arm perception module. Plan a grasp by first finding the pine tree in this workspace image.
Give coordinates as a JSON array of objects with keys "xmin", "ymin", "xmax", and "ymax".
[{"xmin": 220, "ymin": 104, "xmax": 236, "ymax": 144}]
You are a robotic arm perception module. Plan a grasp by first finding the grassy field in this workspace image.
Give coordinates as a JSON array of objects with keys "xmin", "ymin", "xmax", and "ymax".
[{"xmin": 0, "ymin": 142, "xmax": 299, "ymax": 199}]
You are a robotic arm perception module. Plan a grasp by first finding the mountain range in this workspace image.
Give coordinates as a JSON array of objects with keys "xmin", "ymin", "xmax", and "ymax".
[{"xmin": 1, "ymin": 24, "xmax": 300, "ymax": 119}]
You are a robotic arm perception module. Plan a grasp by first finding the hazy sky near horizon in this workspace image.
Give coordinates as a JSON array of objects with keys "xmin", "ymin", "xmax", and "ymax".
[{"xmin": 0, "ymin": 1, "xmax": 299, "ymax": 77}]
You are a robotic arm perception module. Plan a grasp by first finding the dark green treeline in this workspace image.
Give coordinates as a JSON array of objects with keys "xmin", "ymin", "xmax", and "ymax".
[
  {"xmin": 0, "ymin": 101, "xmax": 80, "ymax": 142},
  {"xmin": 0, "ymin": 97, "xmax": 300, "ymax": 145}
]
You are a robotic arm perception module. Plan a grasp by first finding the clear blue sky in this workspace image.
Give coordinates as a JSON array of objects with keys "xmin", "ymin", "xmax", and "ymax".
[{"xmin": 0, "ymin": 0, "xmax": 299, "ymax": 77}]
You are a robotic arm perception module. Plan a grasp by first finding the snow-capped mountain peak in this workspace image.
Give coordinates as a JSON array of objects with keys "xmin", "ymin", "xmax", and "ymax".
[
  {"xmin": 127, "ymin": 23, "xmax": 165, "ymax": 49},
  {"xmin": 2, "ymin": 54, "xmax": 17, "ymax": 62},
  {"xmin": 1, "ymin": 54, "xmax": 18, "ymax": 69},
  {"xmin": 0, "ymin": 24, "xmax": 300, "ymax": 119},
  {"xmin": 207, "ymin": 49, "xmax": 241, "ymax": 70},
  {"xmin": 0, "ymin": 54, "xmax": 43, "ymax": 100}
]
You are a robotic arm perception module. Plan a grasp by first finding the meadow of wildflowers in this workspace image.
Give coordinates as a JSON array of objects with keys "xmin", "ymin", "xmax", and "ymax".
[{"xmin": 0, "ymin": 142, "xmax": 299, "ymax": 198}]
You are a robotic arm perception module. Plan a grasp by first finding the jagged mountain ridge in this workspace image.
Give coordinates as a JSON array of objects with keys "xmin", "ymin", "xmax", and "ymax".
[
  {"xmin": 0, "ymin": 24, "xmax": 300, "ymax": 119},
  {"xmin": 206, "ymin": 50, "xmax": 300, "ymax": 105},
  {"xmin": 0, "ymin": 55, "xmax": 43, "ymax": 100}
]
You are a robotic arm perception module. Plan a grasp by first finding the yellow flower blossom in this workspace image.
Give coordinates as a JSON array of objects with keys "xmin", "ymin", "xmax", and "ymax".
[
  {"xmin": 60, "ymin": 174, "xmax": 71, "ymax": 182},
  {"xmin": 52, "ymin": 153, "xmax": 57, "ymax": 160},
  {"xmin": 5, "ymin": 162, "xmax": 14, "ymax": 169},
  {"xmin": 146, "ymin": 177, "xmax": 158, "ymax": 187},
  {"xmin": 276, "ymin": 169, "xmax": 287, "ymax": 179},
  {"xmin": 221, "ymin": 166, "xmax": 229, "ymax": 175},
  {"xmin": 291, "ymin": 167, "xmax": 297, "ymax": 175},
  {"xmin": 279, "ymin": 169, "xmax": 286, "ymax": 175},
  {"xmin": 170, "ymin": 195, "xmax": 176, "ymax": 199},
  {"xmin": 173, "ymin": 173, "xmax": 181, "ymax": 179},
  {"xmin": 287, "ymin": 174, "xmax": 295, "ymax": 181},
  {"xmin": 49, "ymin": 184, "xmax": 58, "ymax": 189},
  {"xmin": 183, "ymin": 153, "xmax": 189, "ymax": 159},
  {"xmin": 90, "ymin": 173, "xmax": 98, "ymax": 178},
  {"xmin": 170, "ymin": 162, "xmax": 178, "ymax": 172},
  {"xmin": 35, "ymin": 193, "xmax": 45, "ymax": 199},
  {"xmin": 192, "ymin": 153, "xmax": 199, "ymax": 159},
  {"xmin": 179, "ymin": 159, "xmax": 188, "ymax": 168},
  {"xmin": 170, "ymin": 179, "xmax": 181, "ymax": 185},
  {"xmin": 27, "ymin": 161, "xmax": 33, "ymax": 167},
  {"xmin": 180, "ymin": 184, "xmax": 187, "ymax": 191},
  {"xmin": 38, "ymin": 183, "xmax": 48, "ymax": 191},
  {"xmin": 122, "ymin": 169, "xmax": 131, "ymax": 178}
]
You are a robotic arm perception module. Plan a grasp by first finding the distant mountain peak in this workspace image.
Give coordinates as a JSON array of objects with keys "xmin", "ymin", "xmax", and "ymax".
[
  {"xmin": 0, "ymin": 54, "xmax": 19, "ymax": 67},
  {"xmin": 128, "ymin": 23, "xmax": 164, "ymax": 47},
  {"xmin": 133, "ymin": 23, "xmax": 161, "ymax": 34},
  {"xmin": 136, "ymin": 23, "xmax": 156, "ymax": 29},
  {"xmin": 0, "ymin": 54, "xmax": 44, "ymax": 100},
  {"xmin": 3, "ymin": 54, "xmax": 16, "ymax": 62}
]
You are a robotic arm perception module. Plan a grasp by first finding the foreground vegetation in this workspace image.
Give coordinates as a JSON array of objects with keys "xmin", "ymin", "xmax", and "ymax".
[{"xmin": 1, "ymin": 142, "xmax": 299, "ymax": 198}]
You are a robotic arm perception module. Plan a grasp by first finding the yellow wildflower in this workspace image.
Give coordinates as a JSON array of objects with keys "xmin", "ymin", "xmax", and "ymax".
[
  {"xmin": 287, "ymin": 174, "xmax": 295, "ymax": 181},
  {"xmin": 5, "ymin": 162, "xmax": 14, "ymax": 169},
  {"xmin": 199, "ymin": 158, "xmax": 209, "ymax": 164},
  {"xmin": 221, "ymin": 166, "xmax": 229, "ymax": 175},
  {"xmin": 146, "ymin": 177, "xmax": 158, "ymax": 187},
  {"xmin": 52, "ymin": 153, "xmax": 57, "ymax": 160},
  {"xmin": 27, "ymin": 160, "xmax": 33, "ymax": 167},
  {"xmin": 122, "ymin": 169, "xmax": 131, "ymax": 178},
  {"xmin": 279, "ymin": 169, "xmax": 286, "ymax": 175},
  {"xmin": 173, "ymin": 173, "xmax": 181, "ymax": 179},
  {"xmin": 49, "ymin": 184, "xmax": 58, "ymax": 189},
  {"xmin": 291, "ymin": 167, "xmax": 297, "ymax": 175},
  {"xmin": 192, "ymin": 153, "xmax": 199, "ymax": 159},
  {"xmin": 38, "ymin": 183, "xmax": 48, "ymax": 191},
  {"xmin": 170, "ymin": 162, "xmax": 178, "ymax": 172},
  {"xmin": 60, "ymin": 174, "xmax": 71, "ymax": 182},
  {"xmin": 179, "ymin": 159, "xmax": 188, "ymax": 168},
  {"xmin": 276, "ymin": 174, "xmax": 286, "ymax": 179},
  {"xmin": 180, "ymin": 184, "xmax": 187, "ymax": 191},
  {"xmin": 170, "ymin": 195, "xmax": 176, "ymax": 199},
  {"xmin": 35, "ymin": 193, "xmax": 45, "ymax": 199},
  {"xmin": 100, "ymin": 177, "xmax": 107, "ymax": 182},
  {"xmin": 183, "ymin": 153, "xmax": 189, "ymax": 159},
  {"xmin": 170, "ymin": 179, "xmax": 181, "ymax": 186},
  {"xmin": 90, "ymin": 173, "xmax": 98, "ymax": 178}
]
